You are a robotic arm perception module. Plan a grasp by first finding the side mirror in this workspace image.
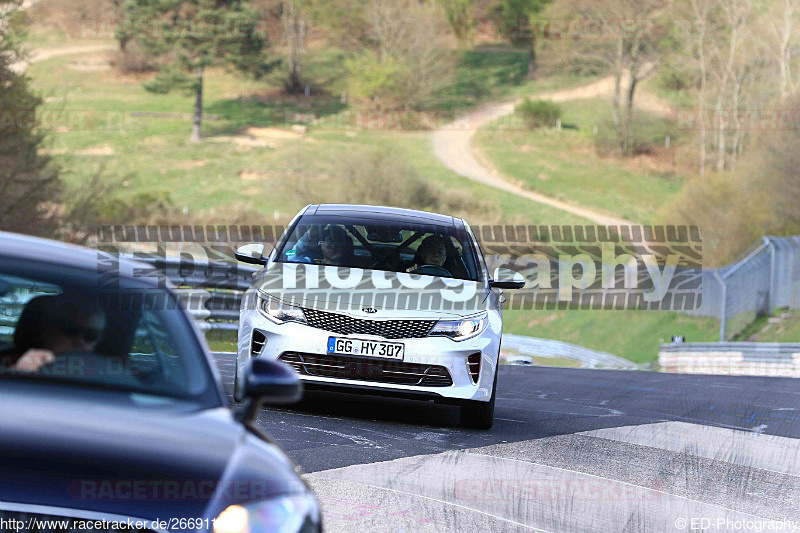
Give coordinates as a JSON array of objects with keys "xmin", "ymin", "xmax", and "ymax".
[
  {"xmin": 235, "ymin": 243, "xmax": 270, "ymax": 265},
  {"xmin": 489, "ymin": 267, "xmax": 526, "ymax": 290},
  {"xmin": 235, "ymin": 359, "xmax": 303, "ymax": 424}
]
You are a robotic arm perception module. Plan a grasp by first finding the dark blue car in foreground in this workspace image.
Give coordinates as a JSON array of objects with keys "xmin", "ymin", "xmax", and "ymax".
[{"xmin": 0, "ymin": 231, "xmax": 320, "ymax": 533}]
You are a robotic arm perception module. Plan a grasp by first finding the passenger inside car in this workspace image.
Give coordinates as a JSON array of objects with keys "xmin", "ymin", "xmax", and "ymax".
[{"xmin": 291, "ymin": 225, "xmax": 361, "ymax": 268}]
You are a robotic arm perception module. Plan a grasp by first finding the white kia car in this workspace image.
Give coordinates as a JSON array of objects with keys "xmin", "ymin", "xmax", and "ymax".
[{"xmin": 234, "ymin": 204, "xmax": 524, "ymax": 428}]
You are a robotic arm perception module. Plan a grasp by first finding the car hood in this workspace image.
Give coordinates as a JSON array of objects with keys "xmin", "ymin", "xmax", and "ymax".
[
  {"xmin": 0, "ymin": 380, "xmax": 307, "ymax": 525},
  {"xmin": 253, "ymin": 262, "xmax": 487, "ymax": 318}
]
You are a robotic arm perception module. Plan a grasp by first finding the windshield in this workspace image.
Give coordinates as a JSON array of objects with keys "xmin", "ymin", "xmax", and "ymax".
[
  {"xmin": 275, "ymin": 216, "xmax": 481, "ymax": 282},
  {"xmin": 0, "ymin": 262, "xmax": 217, "ymax": 404}
]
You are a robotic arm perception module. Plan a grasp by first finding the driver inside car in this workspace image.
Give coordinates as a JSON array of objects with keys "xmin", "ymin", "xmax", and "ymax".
[
  {"xmin": 319, "ymin": 226, "xmax": 358, "ymax": 267},
  {"xmin": 3, "ymin": 293, "xmax": 106, "ymax": 373},
  {"xmin": 406, "ymin": 235, "xmax": 449, "ymax": 274}
]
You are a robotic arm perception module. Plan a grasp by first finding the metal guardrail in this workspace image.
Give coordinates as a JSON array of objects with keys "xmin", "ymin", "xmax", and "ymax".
[
  {"xmin": 660, "ymin": 342, "xmax": 800, "ymax": 358},
  {"xmin": 658, "ymin": 341, "xmax": 800, "ymax": 376},
  {"xmin": 503, "ymin": 334, "xmax": 638, "ymax": 369},
  {"xmin": 125, "ymin": 255, "xmax": 257, "ymax": 331}
]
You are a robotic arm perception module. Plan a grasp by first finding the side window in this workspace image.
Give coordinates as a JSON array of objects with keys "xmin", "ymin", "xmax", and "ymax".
[
  {"xmin": 0, "ymin": 274, "xmax": 61, "ymax": 349},
  {"xmin": 280, "ymin": 225, "xmax": 319, "ymax": 262},
  {"xmin": 465, "ymin": 227, "xmax": 488, "ymax": 283},
  {"xmin": 129, "ymin": 310, "xmax": 184, "ymax": 382}
]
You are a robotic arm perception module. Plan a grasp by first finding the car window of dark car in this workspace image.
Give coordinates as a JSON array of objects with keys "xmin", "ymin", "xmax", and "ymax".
[
  {"xmin": 0, "ymin": 266, "xmax": 218, "ymax": 405},
  {"xmin": 0, "ymin": 276, "xmax": 62, "ymax": 354}
]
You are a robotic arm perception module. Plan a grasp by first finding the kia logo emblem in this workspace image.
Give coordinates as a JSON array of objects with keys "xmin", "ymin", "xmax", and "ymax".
[{"xmin": 362, "ymin": 307, "xmax": 378, "ymax": 314}]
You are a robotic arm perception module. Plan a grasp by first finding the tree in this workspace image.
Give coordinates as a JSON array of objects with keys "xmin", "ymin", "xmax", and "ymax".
[
  {"xmin": 0, "ymin": 0, "xmax": 61, "ymax": 237},
  {"xmin": 679, "ymin": 0, "xmax": 713, "ymax": 174},
  {"xmin": 564, "ymin": 0, "xmax": 668, "ymax": 156},
  {"xmin": 663, "ymin": 95, "xmax": 800, "ymax": 265},
  {"xmin": 344, "ymin": 0, "xmax": 453, "ymax": 110},
  {"xmin": 436, "ymin": 0, "xmax": 474, "ymax": 44},
  {"xmin": 763, "ymin": 0, "xmax": 797, "ymax": 100},
  {"xmin": 750, "ymin": 101, "xmax": 800, "ymax": 233},
  {"xmin": 708, "ymin": 0, "xmax": 752, "ymax": 171},
  {"xmin": 281, "ymin": 0, "xmax": 306, "ymax": 93},
  {"xmin": 492, "ymin": 0, "xmax": 551, "ymax": 79},
  {"xmin": 122, "ymin": 0, "xmax": 277, "ymax": 142},
  {"xmin": 677, "ymin": 0, "xmax": 764, "ymax": 172}
]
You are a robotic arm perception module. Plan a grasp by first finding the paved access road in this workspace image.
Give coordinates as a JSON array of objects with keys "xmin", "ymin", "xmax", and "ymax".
[{"xmin": 213, "ymin": 352, "xmax": 800, "ymax": 532}]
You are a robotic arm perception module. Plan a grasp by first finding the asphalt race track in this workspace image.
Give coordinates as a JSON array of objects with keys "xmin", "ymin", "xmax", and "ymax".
[{"xmin": 213, "ymin": 352, "xmax": 800, "ymax": 532}]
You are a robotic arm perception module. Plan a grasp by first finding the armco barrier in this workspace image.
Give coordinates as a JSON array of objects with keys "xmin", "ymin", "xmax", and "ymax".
[
  {"xmin": 124, "ymin": 255, "xmax": 257, "ymax": 331},
  {"xmin": 658, "ymin": 342, "xmax": 800, "ymax": 377}
]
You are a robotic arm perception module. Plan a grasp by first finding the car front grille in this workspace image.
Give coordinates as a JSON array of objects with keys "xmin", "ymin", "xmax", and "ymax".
[
  {"xmin": 302, "ymin": 308, "xmax": 435, "ymax": 339},
  {"xmin": 279, "ymin": 352, "xmax": 453, "ymax": 387},
  {"xmin": 0, "ymin": 509, "xmax": 156, "ymax": 533}
]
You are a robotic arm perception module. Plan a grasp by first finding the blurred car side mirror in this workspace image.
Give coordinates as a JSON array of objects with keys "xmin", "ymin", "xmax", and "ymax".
[
  {"xmin": 489, "ymin": 267, "xmax": 526, "ymax": 290},
  {"xmin": 235, "ymin": 243, "xmax": 270, "ymax": 265},
  {"xmin": 235, "ymin": 358, "xmax": 303, "ymax": 424}
]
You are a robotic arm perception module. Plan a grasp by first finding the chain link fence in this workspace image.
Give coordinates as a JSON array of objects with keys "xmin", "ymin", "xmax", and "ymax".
[{"xmin": 682, "ymin": 236, "xmax": 800, "ymax": 340}]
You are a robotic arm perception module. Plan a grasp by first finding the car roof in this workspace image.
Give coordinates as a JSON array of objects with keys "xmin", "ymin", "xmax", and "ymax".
[
  {"xmin": 305, "ymin": 204, "xmax": 459, "ymax": 227},
  {"xmin": 0, "ymin": 231, "xmax": 160, "ymax": 286}
]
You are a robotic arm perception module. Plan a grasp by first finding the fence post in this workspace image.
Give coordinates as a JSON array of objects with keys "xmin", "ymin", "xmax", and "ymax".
[
  {"xmin": 714, "ymin": 271, "xmax": 727, "ymax": 341},
  {"xmin": 763, "ymin": 236, "xmax": 775, "ymax": 314}
]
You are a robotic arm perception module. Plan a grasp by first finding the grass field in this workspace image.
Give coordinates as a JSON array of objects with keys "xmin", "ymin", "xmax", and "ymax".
[
  {"xmin": 731, "ymin": 310, "xmax": 800, "ymax": 343},
  {"xmin": 205, "ymin": 330, "xmax": 238, "ymax": 353},
  {"xmin": 473, "ymin": 98, "xmax": 684, "ymax": 224},
  {"xmin": 502, "ymin": 308, "xmax": 720, "ymax": 364},
  {"xmin": 28, "ymin": 41, "xmax": 596, "ymax": 228},
  {"xmin": 753, "ymin": 316, "xmax": 800, "ymax": 342}
]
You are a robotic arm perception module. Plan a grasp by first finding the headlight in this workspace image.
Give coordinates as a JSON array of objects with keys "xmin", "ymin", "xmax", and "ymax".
[
  {"xmin": 214, "ymin": 493, "xmax": 320, "ymax": 533},
  {"xmin": 257, "ymin": 294, "xmax": 307, "ymax": 325},
  {"xmin": 429, "ymin": 313, "xmax": 487, "ymax": 341}
]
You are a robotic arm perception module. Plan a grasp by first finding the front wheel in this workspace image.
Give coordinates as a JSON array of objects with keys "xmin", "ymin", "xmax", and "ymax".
[{"xmin": 460, "ymin": 367, "xmax": 497, "ymax": 430}]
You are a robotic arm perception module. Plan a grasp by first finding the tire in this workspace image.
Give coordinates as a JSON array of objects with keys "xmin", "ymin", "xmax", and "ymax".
[{"xmin": 460, "ymin": 364, "xmax": 497, "ymax": 430}]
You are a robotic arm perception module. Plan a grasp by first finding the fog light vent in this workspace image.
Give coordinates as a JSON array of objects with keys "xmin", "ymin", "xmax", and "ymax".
[
  {"xmin": 251, "ymin": 330, "xmax": 267, "ymax": 355},
  {"xmin": 467, "ymin": 352, "xmax": 481, "ymax": 383}
]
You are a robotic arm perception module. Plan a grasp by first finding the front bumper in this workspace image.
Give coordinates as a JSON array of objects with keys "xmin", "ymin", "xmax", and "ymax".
[{"xmin": 237, "ymin": 308, "xmax": 499, "ymax": 403}]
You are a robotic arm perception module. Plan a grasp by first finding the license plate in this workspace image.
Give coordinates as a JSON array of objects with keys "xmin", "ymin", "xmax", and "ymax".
[{"xmin": 327, "ymin": 337, "xmax": 405, "ymax": 360}]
